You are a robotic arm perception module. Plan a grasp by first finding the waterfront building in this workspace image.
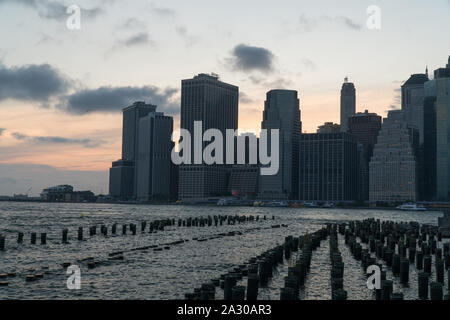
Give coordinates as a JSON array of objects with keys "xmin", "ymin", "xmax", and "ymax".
[
  {"xmin": 369, "ymin": 110, "xmax": 419, "ymax": 203},
  {"xmin": 340, "ymin": 78, "xmax": 356, "ymax": 132},
  {"xmin": 178, "ymin": 73, "xmax": 238, "ymax": 202},
  {"xmin": 258, "ymin": 90, "xmax": 302, "ymax": 200},
  {"xmin": 298, "ymin": 132, "xmax": 358, "ymax": 202},
  {"xmin": 109, "ymin": 102, "xmax": 174, "ymax": 201}
]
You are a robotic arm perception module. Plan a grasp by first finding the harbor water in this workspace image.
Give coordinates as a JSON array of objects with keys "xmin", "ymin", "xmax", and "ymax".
[{"xmin": 0, "ymin": 202, "xmax": 448, "ymax": 300}]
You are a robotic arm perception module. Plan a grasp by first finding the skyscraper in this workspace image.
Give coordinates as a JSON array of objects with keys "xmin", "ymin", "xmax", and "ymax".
[
  {"xmin": 178, "ymin": 73, "xmax": 238, "ymax": 202},
  {"xmin": 298, "ymin": 132, "xmax": 358, "ymax": 201},
  {"xmin": 348, "ymin": 110, "xmax": 382, "ymax": 201},
  {"xmin": 369, "ymin": 110, "xmax": 419, "ymax": 203},
  {"xmin": 136, "ymin": 111, "xmax": 174, "ymax": 201},
  {"xmin": 423, "ymin": 56, "xmax": 450, "ymax": 201},
  {"xmin": 401, "ymin": 72, "xmax": 429, "ymax": 144},
  {"xmin": 340, "ymin": 78, "xmax": 356, "ymax": 132},
  {"xmin": 109, "ymin": 102, "xmax": 174, "ymax": 201},
  {"xmin": 258, "ymin": 90, "xmax": 301, "ymax": 199}
]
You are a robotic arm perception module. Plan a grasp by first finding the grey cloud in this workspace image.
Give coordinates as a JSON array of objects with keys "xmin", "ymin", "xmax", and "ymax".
[
  {"xmin": 239, "ymin": 92, "xmax": 255, "ymax": 104},
  {"xmin": 0, "ymin": 63, "xmax": 70, "ymax": 104},
  {"xmin": 0, "ymin": 128, "xmax": 5, "ymax": 136},
  {"xmin": 149, "ymin": 3, "xmax": 176, "ymax": 17},
  {"xmin": 302, "ymin": 58, "xmax": 318, "ymax": 71},
  {"xmin": 296, "ymin": 14, "xmax": 362, "ymax": 32},
  {"xmin": 248, "ymin": 76, "xmax": 293, "ymax": 89},
  {"xmin": 121, "ymin": 32, "xmax": 154, "ymax": 47},
  {"xmin": 61, "ymin": 86, "xmax": 179, "ymax": 115},
  {"xmin": 298, "ymin": 14, "xmax": 318, "ymax": 32},
  {"xmin": 336, "ymin": 16, "xmax": 362, "ymax": 30},
  {"xmin": 176, "ymin": 26, "xmax": 200, "ymax": 47},
  {"xmin": 12, "ymin": 132, "xmax": 104, "ymax": 148},
  {"xmin": 227, "ymin": 44, "xmax": 275, "ymax": 73}
]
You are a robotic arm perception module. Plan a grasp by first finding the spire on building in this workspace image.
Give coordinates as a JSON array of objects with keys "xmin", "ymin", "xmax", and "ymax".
[
  {"xmin": 344, "ymin": 77, "xmax": 348, "ymax": 83},
  {"xmin": 426, "ymin": 66, "xmax": 429, "ymax": 79}
]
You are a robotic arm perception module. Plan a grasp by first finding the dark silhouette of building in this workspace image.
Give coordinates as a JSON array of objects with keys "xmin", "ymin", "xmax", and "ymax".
[
  {"xmin": 178, "ymin": 73, "xmax": 238, "ymax": 201},
  {"xmin": 109, "ymin": 102, "xmax": 174, "ymax": 201},
  {"xmin": 317, "ymin": 122, "xmax": 340, "ymax": 133},
  {"xmin": 299, "ymin": 132, "xmax": 358, "ymax": 201},
  {"xmin": 259, "ymin": 90, "xmax": 302, "ymax": 200},
  {"xmin": 348, "ymin": 110, "xmax": 382, "ymax": 201},
  {"xmin": 340, "ymin": 78, "xmax": 356, "ymax": 132},
  {"xmin": 423, "ymin": 56, "xmax": 450, "ymax": 201}
]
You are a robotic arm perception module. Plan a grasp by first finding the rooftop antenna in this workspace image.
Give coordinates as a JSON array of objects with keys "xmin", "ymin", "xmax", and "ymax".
[
  {"xmin": 426, "ymin": 66, "xmax": 429, "ymax": 79},
  {"xmin": 344, "ymin": 77, "xmax": 348, "ymax": 83}
]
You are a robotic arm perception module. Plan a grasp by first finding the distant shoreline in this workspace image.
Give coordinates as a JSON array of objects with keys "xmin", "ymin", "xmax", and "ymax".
[{"xmin": 0, "ymin": 199, "xmax": 447, "ymax": 212}]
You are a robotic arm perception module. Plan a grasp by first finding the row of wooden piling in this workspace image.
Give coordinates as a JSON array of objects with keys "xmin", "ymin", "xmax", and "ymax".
[
  {"xmin": 345, "ymin": 218, "xmax": 450, "ymax": 300},
  {"xmin": 0, "ymin": 215, "xmax": 274, "ymax": 251},
  {"xmin": 329, "ymin": 224, "xmax": 347, "ymax": 300}
]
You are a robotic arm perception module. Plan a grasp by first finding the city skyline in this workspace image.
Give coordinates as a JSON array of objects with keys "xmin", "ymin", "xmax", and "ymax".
[{"xmin": 1, "ymin": 0, "xmax": 450, "ymax": 196}]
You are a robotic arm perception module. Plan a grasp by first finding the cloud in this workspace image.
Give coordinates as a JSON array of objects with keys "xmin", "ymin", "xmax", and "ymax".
[
  {"xmin": 296, "ymin": 14, "xmax": 362, "ymax": 32},
  {"xmin": 227, "ymin": 44, "xmax": 275, "ymax": 73},
  {"xmin": 0, "ymin": 0, "xmax": 105, "ymax": 20},
  {"xmin": 149, "ymin": 3, "xmax": 176, "ymax": 17},
  {"xmin": 239, "ymin": 92, "xmax": 255, "ymax": 104},
  {"xmin": 301, "ymin": 58, "xmax": 318, "ymax": 71},
  {"xmin": 120, "ymin": 32, "xmax": 154, "ymax": 47},
  {"xmin": 61, "ymin": 86, "xmax": 179, "ymax": 115},
  {"xmin": 336, "ymin": 16, "xmax": 362, "ymax": 30},
  {"xmin": 298, "ymin": 14, "xmax": 318, "ymax": 32},
  {"xmin": 0, "ymin": 128, "xmax": 5, "ymax": 136},
  {"xmin": 0, "ymin": 63, "xmax": 70, "ymax": 105},
  {"xmin": 176, "ymin": 26, "xmax": 200, "ymax": 47},
  {"xmin": 11, "ymin": 132, "xmax": 104, "ymax": 148}
]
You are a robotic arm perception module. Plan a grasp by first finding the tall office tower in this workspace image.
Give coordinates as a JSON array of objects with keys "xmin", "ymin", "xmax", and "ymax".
[
  {"xmin": 369, "ymin": 110, "xmax": 419, "ymax": 203},
  {"xmin": 258, "ymin": 90, "xmax": 301, "ymax": 200},
  {"xmin": 317, "ymin": 122, "xmax": 340, "ymax": 133},
  {"xmin": 109, "ymin": 102, "xmax": 158, "ymax": 200},
  {"xmin": 340, "ymin": 78, "xmax": 356, "ymax": 132},
  {"xmin": 109, "ymin": 102, "xmax": 174, "ymax": 201},
  {"xmin": 348, "ymin": 110, "xmax": 382, "ymax": 201},
  {"xmin": 136, "ymin": 111, "xmax": 174, "ymax": 201},
  {"xmin": 401, "ymin": 73, "xmax": 429, "ymax": 143},
  {"xmin": 298, "ymin": 132, "xmax": 358, "ymax": 201},
  {"xmin": 423, "ymin": 57, "xmax": 450, "ymax": 201},
  {"xmin": 178, "ymin": 73, "xmax": 238, "ymax": 202}
]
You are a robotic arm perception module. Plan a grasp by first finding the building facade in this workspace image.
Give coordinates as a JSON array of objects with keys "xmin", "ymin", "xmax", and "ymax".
[
  {"xmin": 178, "ymin": 73, "xmax": 239, "ymax": 202},
  {"xmin": 369, "ymin": 110, "xmax": 419, "ymax": 203},
  {"xmin": 423, "ymin": 57, "xmax": 450, "ymax": 201},
  {"xmin": 136, "ymin": 112, "xmax": 174, "ymax": 201},
  {"xmin": 298, "ymin": 132, "xmax": 358, "ymax": 202},
  {"xmin": 348, "ymin": 110, "xmax": 382, "ymax": 201},
  {"xmin": 340, "ymin": 78, "xmax": 356, "ymax": 132},
  {"xmin": 109, "ymin": 102, "xmax": 174, "ymax": 201},
  {"xmin": 258, "ymin": 90, "xmax": 302, "ymax": 200},
  {"xmin": 317, "ymin": 122, "xmax": 340, "ymax": 134}
]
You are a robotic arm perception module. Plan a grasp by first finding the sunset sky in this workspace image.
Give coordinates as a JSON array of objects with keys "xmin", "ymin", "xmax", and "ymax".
[{"xmin": 0, "ymin": 0, "xmax": 449, "ymax": 196}]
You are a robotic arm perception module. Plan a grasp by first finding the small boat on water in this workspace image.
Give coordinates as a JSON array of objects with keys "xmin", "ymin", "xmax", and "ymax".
[{"xmin": 395, "ymin": 203, "xmax": 427, "ymax": 211}]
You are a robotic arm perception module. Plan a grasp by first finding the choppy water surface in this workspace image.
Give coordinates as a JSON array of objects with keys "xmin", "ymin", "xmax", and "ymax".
[{"xmin": 0, "ymin": 202, "xmax": 447, "ymax": 300}]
